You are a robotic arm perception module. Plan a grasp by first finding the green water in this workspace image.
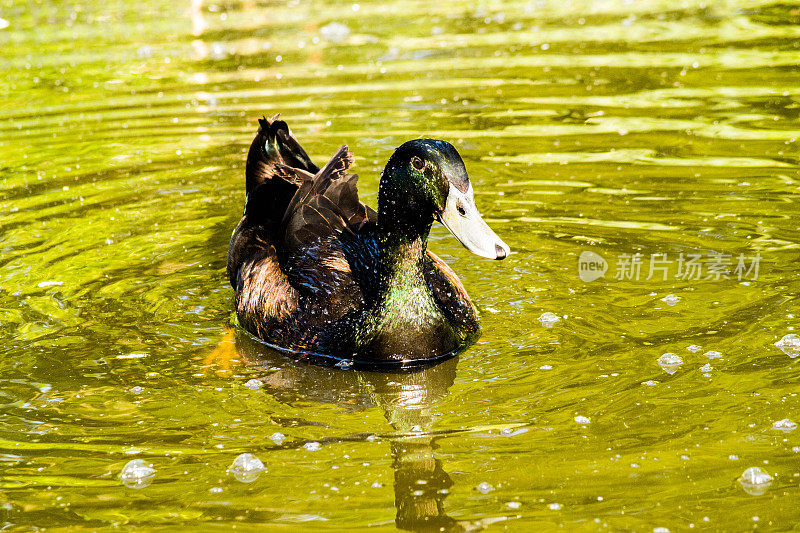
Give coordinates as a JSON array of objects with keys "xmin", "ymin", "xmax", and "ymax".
[{"xmin": 2, "ymin": 0, "xmax": 800, "ymax": 530}]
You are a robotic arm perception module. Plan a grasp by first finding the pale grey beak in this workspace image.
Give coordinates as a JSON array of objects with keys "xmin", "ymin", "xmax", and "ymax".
[{"xmin": 439, "ymin": 183, "xmax": 510, "ymax": 260}]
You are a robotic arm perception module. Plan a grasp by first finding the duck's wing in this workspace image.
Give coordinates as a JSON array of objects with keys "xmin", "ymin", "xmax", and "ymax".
[
  {"xmin": 233, "ymin": 233, "xmax": 300, "ymax": 341},
  {"xmin": 424, "ymin": 251, "xmax": 480, "ymax": 334},
  {"xmin": 228, "ymin": 115, "xmax": 320, "ymax": 288},
  {"xmin": 230, "ymin": 116, "xmax": 378, "ymax": 351},
  {"xmin": 281, "ymin": 145, "xmax": 374, "ymax": 252},
  {"xmin": 270, "ymin": 146, "xmax": 377, "ymax": 315}
]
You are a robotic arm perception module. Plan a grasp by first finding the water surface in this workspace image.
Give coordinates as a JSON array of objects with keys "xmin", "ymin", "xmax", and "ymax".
[{"xmin": 2, "ymin": 0, "xmax": 800, "ymax": 530}]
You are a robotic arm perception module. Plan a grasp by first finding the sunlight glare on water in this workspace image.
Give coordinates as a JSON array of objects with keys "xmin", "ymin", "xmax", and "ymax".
[{"xmin": 1, "ymin": 0, "xmax": 800, "ymax": 529}]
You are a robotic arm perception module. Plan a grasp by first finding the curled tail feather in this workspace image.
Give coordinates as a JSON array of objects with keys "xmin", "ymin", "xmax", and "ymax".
[{"xmin": 245, "ymin": 114, "xmax": 319, "ymax": 196}]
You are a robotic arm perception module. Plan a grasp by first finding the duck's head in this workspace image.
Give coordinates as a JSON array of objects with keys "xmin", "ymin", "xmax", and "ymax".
[{"xmin": 380, "ymin": 139, "xmax": 510, "ymax": 260}]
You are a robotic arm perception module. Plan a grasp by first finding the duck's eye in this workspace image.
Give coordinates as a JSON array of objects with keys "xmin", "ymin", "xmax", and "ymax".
[
  {"xmin": 456, "ymin": 201, "xmax": 466, "ymax": 217},
  {"xmin": 411, "ymin": 156, "xmax": 424, "ymax": 170}
]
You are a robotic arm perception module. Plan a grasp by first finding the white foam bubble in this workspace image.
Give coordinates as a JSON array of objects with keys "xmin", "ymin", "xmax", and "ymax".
[
  {"xmin": 657, "ymin": 353, "xmax": 683, "ymax": 374},
  {"xmin": 775, "ymin": 334, "xmax": 800, "ymax": 358},
  {"xmin": 119, "ymin": 459, "xmax": 155, "ymax": 489},
  {"xmin": 739, "ymin": 467, "xmax": 773, "ymax": 496},
  {"xmin": 228, "ymin": 453, "xmax": 265, "ymax": 483},
  {"xmin": 539, "ymin": 312, "xmax": 560, "ymax": 328}
]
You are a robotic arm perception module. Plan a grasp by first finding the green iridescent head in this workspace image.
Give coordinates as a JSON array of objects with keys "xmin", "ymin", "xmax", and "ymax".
[{"xmin": 379, "ymin": 139, "xmax": 509, "ymax": 260}]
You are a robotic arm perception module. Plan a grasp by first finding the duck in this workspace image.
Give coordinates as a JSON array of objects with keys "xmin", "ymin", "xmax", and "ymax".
[{"xmin": 227, "ymin": 115, "xmax": 509, "ymax": 369}]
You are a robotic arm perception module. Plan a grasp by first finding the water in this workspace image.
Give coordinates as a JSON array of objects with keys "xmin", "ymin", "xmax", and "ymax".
[{"xmin": 2, "ymin": 0, "xmax": 800, "ymax": 529}]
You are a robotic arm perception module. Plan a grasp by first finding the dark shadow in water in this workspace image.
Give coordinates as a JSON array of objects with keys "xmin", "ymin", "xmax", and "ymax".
[{"xmin": 232, "ymin": 330, "xmax": 465, "ymax": 532}]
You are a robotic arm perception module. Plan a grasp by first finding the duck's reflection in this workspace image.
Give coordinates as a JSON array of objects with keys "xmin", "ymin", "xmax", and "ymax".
[
  {"xmin": 390, "ymin": 439, "xmax": 457, "ymax": 532},
  {"xmin": 229, "ymin": 330, "xmax": 463, "ymax": 532}
]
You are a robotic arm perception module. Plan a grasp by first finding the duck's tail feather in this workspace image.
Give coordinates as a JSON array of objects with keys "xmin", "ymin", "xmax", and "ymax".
[
  {"xmin": 245, "ymin": 114, "xmax": 319, "ymax": 196},
  {"xmin": 263, "ymin": 116, "xmax": 319, "ymax": 175}
]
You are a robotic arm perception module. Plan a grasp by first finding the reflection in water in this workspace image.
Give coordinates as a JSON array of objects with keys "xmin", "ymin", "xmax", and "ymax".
[
  {"xmin": 190, "ymin": 0, "xmax": 208, "ymax": 59},
  {"xmin": 232, "ymin": 331, "xmax": 463, "ymax": 532},
  {"xmin": 368, "ymin": 365, "xmax": 461, "ymax": 531},
  {"xmin": 391, "ymin": 439, "xmax": 457, "ymax": 532}
]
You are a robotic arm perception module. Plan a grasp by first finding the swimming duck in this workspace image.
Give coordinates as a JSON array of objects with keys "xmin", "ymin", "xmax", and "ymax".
[{"xmin": 227, "ymin": 115, "xmax": 509, "ymax": 368}]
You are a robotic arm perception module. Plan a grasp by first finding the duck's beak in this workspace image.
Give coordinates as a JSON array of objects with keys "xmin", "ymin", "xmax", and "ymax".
[{"xmin": 438, "ymin": 183, "xmax": 510, "ymax": 260}]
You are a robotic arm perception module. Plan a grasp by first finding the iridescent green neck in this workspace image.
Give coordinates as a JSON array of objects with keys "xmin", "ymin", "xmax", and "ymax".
[
  {"xmin": 374, "ymin": 231, "xmax": 438, "ymax": 325},
  {"xmin": 377, "ymin": 233, "xmax": 428, "ymax": 300},
  {"xmin": 372, "ymin": 160, "xmax": 439, "ymax": 328}
]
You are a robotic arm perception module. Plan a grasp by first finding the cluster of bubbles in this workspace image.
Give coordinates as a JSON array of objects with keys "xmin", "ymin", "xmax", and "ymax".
[{"xmin": 652, "ymin": 341, "xmax": 796, "ymax": 497}]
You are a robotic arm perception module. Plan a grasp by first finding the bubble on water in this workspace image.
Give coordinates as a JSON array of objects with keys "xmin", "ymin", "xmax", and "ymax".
[
  {"xmin": 687, "ymin": 344, "xmax": 702, "ymax": 353},
  {"xmin": 507, "ymin": 501, "xmax": 521, "ymax": 509},
  {"xmin": 270, "ymin": 432, "xmax": 285, "ymax": 445},
  {"xmin": 704, "ymin": 350, "xmax": 722, "ymax": 359},
  {"xmin": 136, "ymin": 45, "xmax": 153, "ymax": 58},
  {"xmin": 661, "ymin": 294, "xmax": 679, "ymax": 306},
  {"xmin": 371, "ymin": 481, "xmax": 382, "ymax": 488},
  {"xmin": 772, "ymin": 419, "xmax": 796, "ymax": 433},
  {"xmin": 228, "ymin": 453, "xmax": 265, "ymax": 483},
  {"xmin": 501, "ymin": 427, "xmax": 529, "ymax": 437},
  {"xmin": 775, "ymin": 334, "xmax": 800, "ymax": 358},
  {"xmin": 643, "ymin": 380, "xmax": 659, "ymax": 386},
  {"xmin": 476, "ymin": 482, "xmax": 494, "ymax": 494},
  {"xmin": 320, "ymin": 22, "xmax": 350, "ymax": 42},
  {"xmin": 653, "ymin": 528, "xmax": 670, "ymax": 533},
  {"xmin": 657, "ymin": 353, "xmax": 683, "ymax": 374},
  {"xmin": 335, "ymin": 359, "xmax": 353, "ymax": 370},
  {"xmin": 574, "ymin": 415, "xmax": 591, "ymax": 425},
  {"xmin": 130, "ymin": 386, "xmax": 144, "ymax": 395},
  {"xmin": 119, "ymin": 459, "xmax": 155, "ymax": 489},
  {"xmin": 244, "ymin": 378, "xmax": 263, "ymax": 390},
  {"xmin": 700, "ymin": 363, "xmax": 712, "ymax": 373},
  {"xmin": 548, "ymin": 503, "xmax": 562, "ymax": 510},
  {"xmin": 539, "ymin": 312, "xmax": 560, "ymax": 328},
  {"xmin": 37, "ymin": 280, "xmax": 63, "ymax": 288},
  {"xmin": 304, "ymin": 442, "xmax": 321, "ymax": 451},
  {"xmin": 729, "ymin": 455, "xmax": 739, "ymax": 461},
  {"xmin": 739, "ymin": 467, "xmax": 773, "ymax": 496}
]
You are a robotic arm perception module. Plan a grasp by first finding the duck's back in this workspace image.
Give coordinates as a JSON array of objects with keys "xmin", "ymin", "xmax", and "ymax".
[{"xmin": 227, "ymin": 116, "xmax": 479, "ymax": 362}]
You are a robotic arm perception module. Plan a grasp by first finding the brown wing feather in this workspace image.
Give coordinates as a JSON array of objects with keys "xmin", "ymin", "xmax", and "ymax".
[
  {"xmin": 281, "ymin": 145, "xmax": 352, "ymax": 228},
  {"xmin": 281, "ymin": 145, "xmax": 372, "ymax": 253},
  {"xmin": 235, "ymin": 239, "xmax": 300, "ymax": 340}
]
